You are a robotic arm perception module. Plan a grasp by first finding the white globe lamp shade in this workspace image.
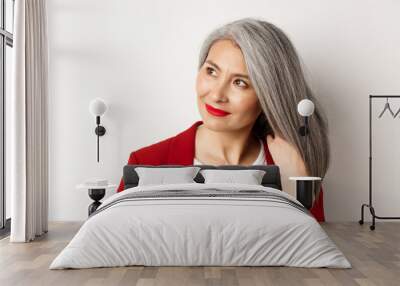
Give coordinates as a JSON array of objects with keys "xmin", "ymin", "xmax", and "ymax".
[
  {"xmin": 89, "ymin": 98, "xmax": 107, "ymax": 117},
  {"xmin": 297, "ymin": 99, "xmax": 314, "ymax": 117}
]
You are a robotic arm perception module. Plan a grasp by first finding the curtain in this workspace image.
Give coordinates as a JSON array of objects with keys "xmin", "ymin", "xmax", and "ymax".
[{"xmin": 10, "ymin": 0, "xmax": 49, "ymax": 242}]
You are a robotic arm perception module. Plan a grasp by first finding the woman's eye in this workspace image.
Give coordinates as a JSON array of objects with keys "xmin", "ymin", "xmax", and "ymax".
[
  {"xmin": 206, "ymin": 67, "xmax": 217, "ymax": 76},
  {"xmin": 234, "ymin": 79, "xmax": 248, "ymax": 88}
]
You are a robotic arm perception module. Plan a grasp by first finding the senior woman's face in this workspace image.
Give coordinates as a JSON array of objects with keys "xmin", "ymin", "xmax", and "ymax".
[{"xmin": 196, "ymin": 39, "xmax": 262, "ymax": 133}]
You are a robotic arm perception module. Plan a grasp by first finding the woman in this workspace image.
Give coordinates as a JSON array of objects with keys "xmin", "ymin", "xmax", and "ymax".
[{"xmin": 116, "ymin": 18, "xmax": 330, "ymax": 222}]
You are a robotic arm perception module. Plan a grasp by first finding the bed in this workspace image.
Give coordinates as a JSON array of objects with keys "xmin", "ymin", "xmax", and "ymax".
[{"xmin": 49, "ymin": 165, "xmax": 351, "ymax": 269}]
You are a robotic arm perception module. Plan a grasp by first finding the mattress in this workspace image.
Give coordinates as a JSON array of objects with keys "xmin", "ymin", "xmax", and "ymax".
[{"xmin": 50, "ymin": 183, "xmax": 351, "ymax": 269}]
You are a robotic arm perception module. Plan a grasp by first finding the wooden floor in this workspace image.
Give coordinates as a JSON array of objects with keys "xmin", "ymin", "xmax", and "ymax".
[{"xmin": 0, "ymin": 222, "xmax": 399, "ymax": 286}]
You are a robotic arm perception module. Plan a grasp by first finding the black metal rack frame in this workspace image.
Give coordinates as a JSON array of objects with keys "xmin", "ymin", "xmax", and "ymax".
[{"xmin": 359, "ymin": 95, "xmax": 400, "ymax": 230}]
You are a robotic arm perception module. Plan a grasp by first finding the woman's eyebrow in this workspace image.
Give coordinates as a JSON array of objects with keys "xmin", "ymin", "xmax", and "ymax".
[{"xmin": 205, "ymin": 60, "xmax": 249, "ymax": 79}]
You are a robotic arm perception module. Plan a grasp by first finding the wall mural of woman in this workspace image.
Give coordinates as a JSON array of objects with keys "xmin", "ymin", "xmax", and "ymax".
[{"xmin": 116, "ymin": 18, "xmax": 330, "ymax": 222}]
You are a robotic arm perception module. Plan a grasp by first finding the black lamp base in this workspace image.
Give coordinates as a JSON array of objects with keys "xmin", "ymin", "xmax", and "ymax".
[
  {"xmin": 95, "ymin": 126, "xmax": 106, "ymax": 136},
  {"xmin": 88, "ymin": 188, "xmax": 106, "ymax": 216}
]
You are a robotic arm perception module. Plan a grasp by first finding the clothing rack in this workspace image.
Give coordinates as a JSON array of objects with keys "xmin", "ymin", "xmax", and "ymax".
[{"xmin": 359, "ymin": 95, "xmax": 400, "ymax": 230}]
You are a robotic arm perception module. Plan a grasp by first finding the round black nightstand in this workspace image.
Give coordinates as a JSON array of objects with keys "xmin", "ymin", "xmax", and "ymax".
[{"xmin": 76, "ymin": 184, "xmax": 116, "ymax": 216}]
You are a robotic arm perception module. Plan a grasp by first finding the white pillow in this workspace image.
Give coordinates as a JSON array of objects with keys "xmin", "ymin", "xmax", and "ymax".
[
  {"xmin": 135, "ymin": 167, "xmax": 201, "ymax": 186},
  {"xmin": 200, "ymin": 169, "xmax": 266, "ymax": 185}
]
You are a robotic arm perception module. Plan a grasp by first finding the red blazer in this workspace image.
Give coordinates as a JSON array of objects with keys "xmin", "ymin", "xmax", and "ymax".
[{"xmin": 116, "ymin": 121, "xmax": 325, "ymax": 222}]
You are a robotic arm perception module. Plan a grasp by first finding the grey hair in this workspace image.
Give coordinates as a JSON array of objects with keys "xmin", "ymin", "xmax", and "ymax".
[{"xmin": 198, "ymin": 18, "xmax": 330, "ymax": 179}]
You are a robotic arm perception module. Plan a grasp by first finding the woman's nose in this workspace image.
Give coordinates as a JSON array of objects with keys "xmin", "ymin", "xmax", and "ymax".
[{"xmin": 209, "ymin": 81, "xmax": 229, "ymax": 103}]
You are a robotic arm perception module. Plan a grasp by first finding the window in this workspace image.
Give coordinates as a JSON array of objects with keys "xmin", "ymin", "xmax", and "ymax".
[{"xmin": 0, "ymin": 0, "xmax": 14, "ymax": 236}]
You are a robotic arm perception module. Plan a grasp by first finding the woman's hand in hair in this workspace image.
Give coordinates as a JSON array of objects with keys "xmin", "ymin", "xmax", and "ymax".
[{"xmin": 266, "ymin": 134, "xmax": 308, "ymax": 197}]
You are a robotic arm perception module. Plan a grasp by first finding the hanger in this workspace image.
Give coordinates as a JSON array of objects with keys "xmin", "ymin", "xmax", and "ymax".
[{"xmin": 378, "ymin": 98, "xmax": 395, "ymax": 118}]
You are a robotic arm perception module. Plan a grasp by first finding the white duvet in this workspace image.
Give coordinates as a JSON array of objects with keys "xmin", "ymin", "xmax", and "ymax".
[{"xmin": 50, "ymin": 183, "xmax": 351, "ymax": 269}]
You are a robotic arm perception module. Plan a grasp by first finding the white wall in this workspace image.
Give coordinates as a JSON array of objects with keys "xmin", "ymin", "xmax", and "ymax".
[{"xmin": 47, "ymin": 0, "xmax": 400, "ymax": 221}]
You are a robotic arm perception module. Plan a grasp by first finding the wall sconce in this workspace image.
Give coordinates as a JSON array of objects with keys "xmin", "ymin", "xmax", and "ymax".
[
  {"xmin": 297, "ymin": 99, "xmax": 315, "ymax": 136},
  {"xmin": 89, "ymin": 98, "xmax": 107, "ymax": 162}
]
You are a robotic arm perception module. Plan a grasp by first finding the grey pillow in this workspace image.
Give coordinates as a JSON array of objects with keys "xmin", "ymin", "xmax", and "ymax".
[
  {"xmin": 135, "ymin": 166, "xmax": 201, "ymax": 186},
  {"xmin": 200, "ymin": 169, "xmax": 266, "ymax": 185}
]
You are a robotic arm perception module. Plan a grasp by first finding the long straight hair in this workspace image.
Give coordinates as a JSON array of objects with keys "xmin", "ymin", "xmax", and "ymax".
[{"xmin": 198, "ymin": 18, "xmax": 330, "ymax": 179}]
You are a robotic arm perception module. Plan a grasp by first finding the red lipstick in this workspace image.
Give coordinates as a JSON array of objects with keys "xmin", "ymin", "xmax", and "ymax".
[{"xmin": 205, "ymin": 104, "xmax": 231, "ymax": 117}]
